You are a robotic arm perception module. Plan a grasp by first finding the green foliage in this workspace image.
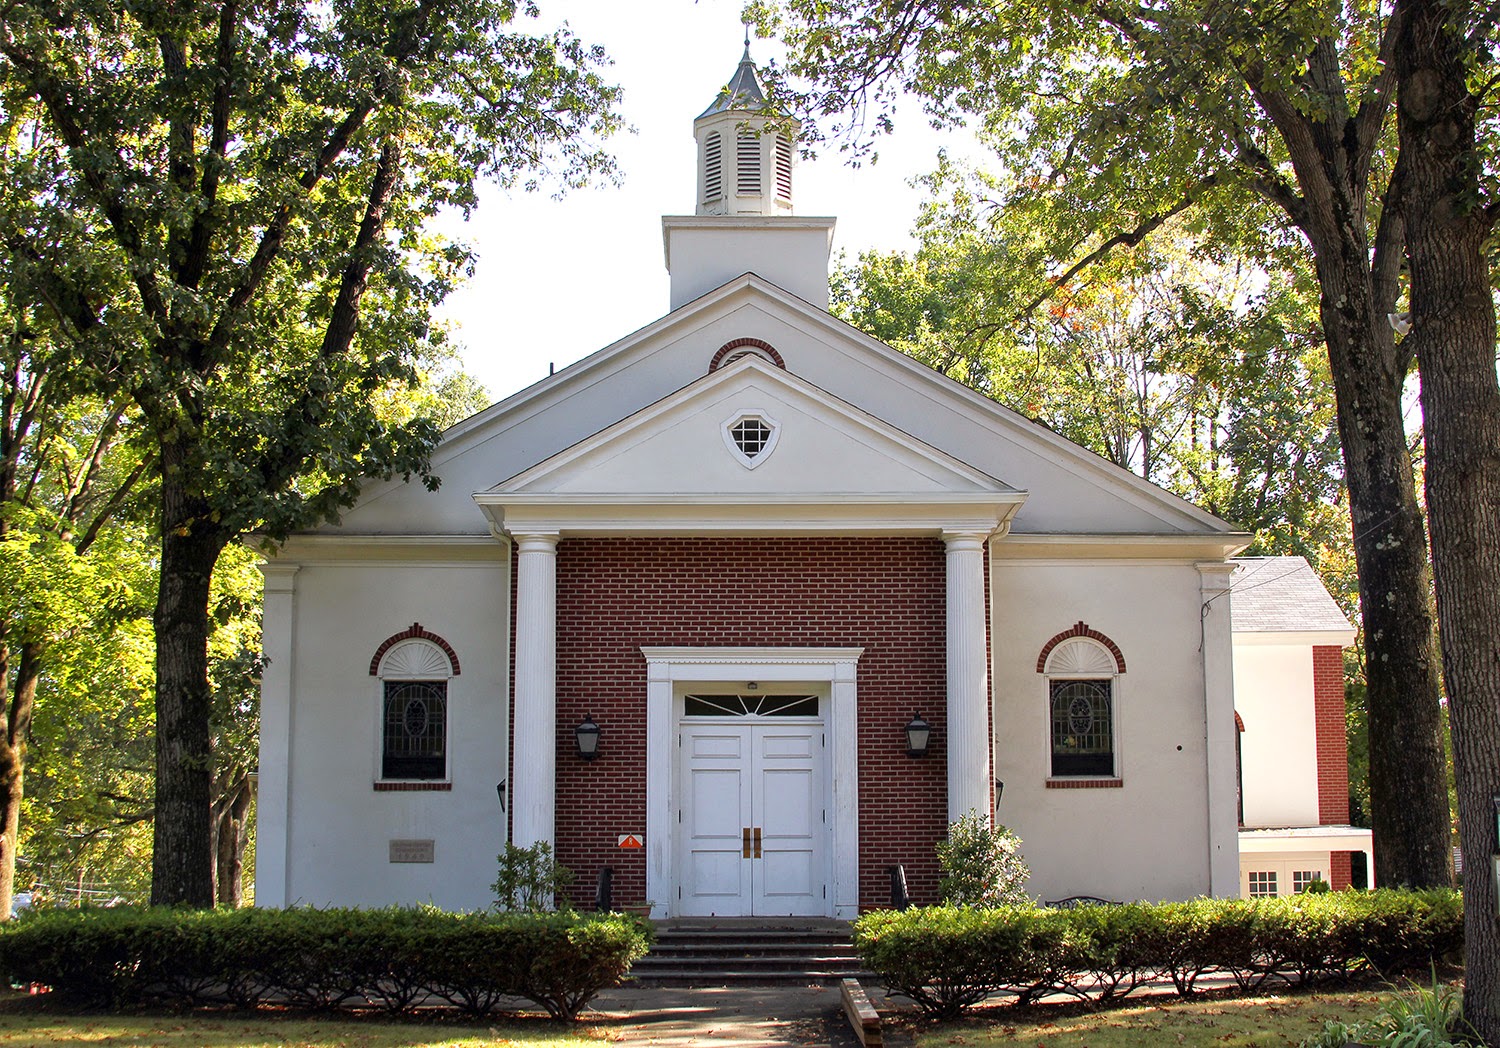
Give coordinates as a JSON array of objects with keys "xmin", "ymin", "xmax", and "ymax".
[
  {"xmin": 0, "ymin": 905, "xmax": 651, "ymax": 1020},
  {"xmin": 1301, "ymin": 979, "xmax": 1471, "ymax": 1048},
  {"xmin": 851, "ymin": 890, "xmax": 1463, "ymax": 1018},
  {"xmin": 936, "ymin": 811, "xmax": 1030, "ymax": 908},
  {"xmin": 491, "ymin": 841, "xmax": 575, "ymax": 913}
]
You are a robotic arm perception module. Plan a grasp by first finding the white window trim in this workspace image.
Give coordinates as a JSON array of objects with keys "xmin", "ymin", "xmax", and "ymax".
[
  {"xmin": 641, "ymin": 646, "xmax": 863, "ymax": 919},
  {"xmin": 721, "ymin": 408, "xmax": 781, "ymax": 470},
  {"xmin": 374, "ymin": 639, "xmax": 455, "ymax": 785},
  {"xmin": 1041, "ymin": 638, "xmax": 1124, "ymax": 782}
]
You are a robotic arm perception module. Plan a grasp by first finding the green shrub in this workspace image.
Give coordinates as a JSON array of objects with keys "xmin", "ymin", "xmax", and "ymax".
[
  {"xmin": 491, "ymin": 841, "xmax": 575, "ymax": 913},
  {"xmin": 0, "ymin": 905, "xmax": 650, "ymax": 1020},
  {"xmin": 936, "ymin": 811, "xmax": 1030, "ymax": 908},
  {"xmin": 1301, "ymin": 978, "xmax": 1471, "ymax": 1048},
  {"xmin": 851, "ymin": 889, "xmax": 1463, "ymax": 1019}
]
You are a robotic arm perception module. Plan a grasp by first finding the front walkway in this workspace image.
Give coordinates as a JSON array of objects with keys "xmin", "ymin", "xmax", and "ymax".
[{"xmin": 587, "ymin": 984, "xmax": 912, "ymax": 1046}]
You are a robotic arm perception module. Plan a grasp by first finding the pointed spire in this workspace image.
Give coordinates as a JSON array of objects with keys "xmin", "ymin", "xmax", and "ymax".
[{"xmin": 699, "ymin": 37, "xmax": 766, "ymax": 118}]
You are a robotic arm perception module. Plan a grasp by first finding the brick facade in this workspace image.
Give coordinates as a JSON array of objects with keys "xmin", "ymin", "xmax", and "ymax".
[
  {"xmin": 1312, "ymin": 644, "xmax": 1354, "ymax": 889},
  {"xmin": 545, "ymin": 536, "xmax": 950, "ymax": 911}
]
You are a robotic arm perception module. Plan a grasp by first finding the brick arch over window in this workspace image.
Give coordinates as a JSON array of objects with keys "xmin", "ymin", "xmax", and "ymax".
[
  {"xmin": 1234, "ymin": 710, "xmax": 1245, "ymax": 732},
  {"xmin": 708, "ymin": 338, "xmax": 786, "ymax": 372},
  {"xmin": 368, "ymin": 623, "xmax": 461, "ymax": 676},
  {"xmin": 1035, "ymin": 621, "xmax": 1127, "ymax": 674}
]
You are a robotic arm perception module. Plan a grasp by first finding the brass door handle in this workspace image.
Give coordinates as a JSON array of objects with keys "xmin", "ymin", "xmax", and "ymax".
[
  {"xmin": 753, "ymin": 826, "xmax": 762, "ymax": 858},
  {"xmin": 742, "ymin": 827, "xmax": 752, "ymax": 859}
]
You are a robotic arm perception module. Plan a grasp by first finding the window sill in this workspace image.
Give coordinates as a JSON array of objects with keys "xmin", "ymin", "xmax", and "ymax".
[
  {"xmin": 1045, "ymin": 777, "xmax": 1123, "ymax": 789},
  {"xmin": 374, "ymin": 781, "xmax": 452, "ymax": 792}
]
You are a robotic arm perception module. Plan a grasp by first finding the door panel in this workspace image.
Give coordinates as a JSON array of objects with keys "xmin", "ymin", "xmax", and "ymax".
[{"xmin": 678, "ymin": 720, "xmax": 826, "ymax": 917}]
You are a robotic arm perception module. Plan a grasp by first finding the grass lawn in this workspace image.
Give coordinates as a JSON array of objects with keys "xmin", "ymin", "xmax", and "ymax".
[
  {"xmin": 0, "ymin": 995, "xmax": 611, "ymax": 1047},
  {"xmin": 908, "ymin": 987, "xmax": 1397, "ymax": 1047}
]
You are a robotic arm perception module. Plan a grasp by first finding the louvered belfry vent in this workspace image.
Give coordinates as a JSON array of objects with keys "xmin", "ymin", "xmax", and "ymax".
[
  {"xmin": 737, "ymin": 132, "xmax": 761, "ymax": 195},
  {"xmin": 704, "ymin": 131, "xmax": 722, "ymax": 200},
  {"xmin": 776, "ymin": 135, "xmax": 793, "ymax": 200}
]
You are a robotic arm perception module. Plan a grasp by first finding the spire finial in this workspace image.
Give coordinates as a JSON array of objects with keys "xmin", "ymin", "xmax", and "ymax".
[{"xmin": 743, "ymin": 22, "xmax": 751, "ymax": 57}]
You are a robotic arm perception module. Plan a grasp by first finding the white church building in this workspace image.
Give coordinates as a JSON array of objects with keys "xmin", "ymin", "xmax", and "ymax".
[{"xmin": 254, "ymin": 51, "xmax": 1367, "ymax": 917}]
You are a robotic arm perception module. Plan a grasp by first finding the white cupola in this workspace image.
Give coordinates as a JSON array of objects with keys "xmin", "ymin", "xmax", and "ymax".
[
  {"xmin": 693, "ymin": 45, "xmax": 794, "ymax": 216},
  {"xmin": 663, "ymin": 44, "xmax": 836, "ymax": 311}
]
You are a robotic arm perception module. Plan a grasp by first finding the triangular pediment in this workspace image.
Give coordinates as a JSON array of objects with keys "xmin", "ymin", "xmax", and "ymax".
[{"xmin": 489, "ymin": 356, "xmax": 1019, "ymax": 499}]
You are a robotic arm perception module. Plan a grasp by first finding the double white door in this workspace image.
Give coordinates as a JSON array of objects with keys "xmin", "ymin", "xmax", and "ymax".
[{"xmin": 677, "ymin": 721, "xmax": 827, "ymax": 916}]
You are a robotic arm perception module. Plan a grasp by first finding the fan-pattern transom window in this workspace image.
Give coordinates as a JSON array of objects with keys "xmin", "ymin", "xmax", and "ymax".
[
  {"xmin": 684, "ymin": 694, "xmax": 819, "ymax": 717},
  {"xmin": 383, "ymin": 680, "xmax": 447, "ymax": 779}
]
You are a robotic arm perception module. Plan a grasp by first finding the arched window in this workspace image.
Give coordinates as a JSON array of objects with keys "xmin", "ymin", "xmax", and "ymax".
[
  {"xmin": 371, "ymin": 627, "xmax": 459, "ymax": 782},
  {"xmin": 1038, "ymin": 624, "xmax": 1125, "ymax": 780},
  {"xmin": 703, "ymin": 131, "xmax": 723, "ymax": 201}
]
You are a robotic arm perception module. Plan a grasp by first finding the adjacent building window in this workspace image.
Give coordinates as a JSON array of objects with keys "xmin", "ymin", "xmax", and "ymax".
[
  {"xmin": 1038, "ymin": 628, "xmax": 1124, "ymax": 780},
  {"xmin": 1049, "ymin": 679, "xmax": 1114, "ymax": 776},
  {"xmin": 1248, "ymin": 870, "xmax": 1278, "ymax": 897},
  {"xmin": 371, "ymin": 631, "xmax": 459, "ymax": 783},
  {"xmin": 1293, "ymin": 869, "xmax": 1324, "ymax": 893}
]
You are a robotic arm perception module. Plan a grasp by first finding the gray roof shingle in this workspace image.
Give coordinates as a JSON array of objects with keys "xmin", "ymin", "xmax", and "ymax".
[{"xmin": 1229, "ymin": 556, "xmax": 1353, "ymax": 634}]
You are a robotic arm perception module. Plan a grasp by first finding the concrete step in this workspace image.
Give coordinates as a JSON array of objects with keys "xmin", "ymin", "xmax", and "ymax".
[{"xmin": 631, "ymin": 919, "xmax": 867, "ymax": 986}]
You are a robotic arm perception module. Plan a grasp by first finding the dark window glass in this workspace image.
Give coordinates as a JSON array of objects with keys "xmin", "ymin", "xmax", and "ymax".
[
  {"xmin": 683, "ymin": 694, "xmax": 819, "ymax": 717},
  {"xmin": 730, "ymin": 418, "xmax": 773, "ymax": 457},
  {"xmin": 1050, "ymin": 679, "xmax": 1113, "ymax": 776},
  {"xmin": 383, "ymin": 680, "xmax": 447, "ymax": 779}
]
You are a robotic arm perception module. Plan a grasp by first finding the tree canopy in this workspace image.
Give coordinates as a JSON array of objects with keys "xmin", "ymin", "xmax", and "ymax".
[{"xmin": 0, "ymin": 0, "xmax": 622, "ymax": 904}]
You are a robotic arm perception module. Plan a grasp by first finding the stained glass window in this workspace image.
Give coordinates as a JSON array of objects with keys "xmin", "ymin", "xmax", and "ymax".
[
  {"xmin": 383, "ymin": 680, "xmax": 447, "ymax": 779},
  {"xmin": 1050, "ymin": 679, "xmax": 1113, "ymax": 776}
]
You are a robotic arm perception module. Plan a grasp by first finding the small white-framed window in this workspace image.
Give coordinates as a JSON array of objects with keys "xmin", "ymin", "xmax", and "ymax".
[
  {"xmin": 721, "ymin": 409, "xmax": 781, "ymax": 470},
  {"xmin": 1039, "ymin": 632, "xmax": 1123, "ymax": 779},
  {"xmin": 375, "ymin": 637, "xmax": 456, "ymax": 781},
  {"xmin": 1248, "ymin": 870, "xmax": 1278, "ymax": 898},
  {"xmin": 1293, "ymin": 869, "xmax": 1325, "ymax": 893}
]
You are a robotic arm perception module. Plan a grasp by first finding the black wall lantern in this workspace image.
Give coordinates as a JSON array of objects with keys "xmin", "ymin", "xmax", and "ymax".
[
  {"xmin": 575, "ymin": 715, "xmax": 601, "ymax": 761},
  {"xmin": 495, "ymin": 780, "xmax": 506, "ymax": 812},
  {"xmin": 905, "ymin": 712, "xmax": 931, "ymax": 757}
]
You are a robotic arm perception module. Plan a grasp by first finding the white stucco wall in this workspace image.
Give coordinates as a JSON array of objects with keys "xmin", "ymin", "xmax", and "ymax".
[
  {"xmin": 257, "ymin": 552, "xmax": 511, "ymax": 910},
  {"xmin": 990, "ymin": 558, "xmax": 1227, "ymax": 903},
  {"xmin": 1233, "ymin": 643, "xmax": 1319, "ymax": 828}
]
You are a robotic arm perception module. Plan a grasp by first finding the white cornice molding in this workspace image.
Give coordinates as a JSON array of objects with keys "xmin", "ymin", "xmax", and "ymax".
[
  {"xmin": 989, "ymin": 532, "xmax": 1252, "ymax": 562},
  {"xmin": 262, "ymin": 533, "xmax": 506, "ymax": 565},
  {"xmin": 1233, "ymin": 629, "xmax": 1358, "ymax": 648},
  {"xmin": 641, "ymin": 646, "xmax": 865, "ymax": 666},
  {"xmin": 478, "ymin": 493, "xmax": 1022, "ymax": 538}
]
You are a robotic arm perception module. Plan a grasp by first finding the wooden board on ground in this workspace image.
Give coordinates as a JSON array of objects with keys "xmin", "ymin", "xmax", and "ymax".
[{"xmin": 841, "ymin": 977, "xmax": 882, "ymax": 1047}]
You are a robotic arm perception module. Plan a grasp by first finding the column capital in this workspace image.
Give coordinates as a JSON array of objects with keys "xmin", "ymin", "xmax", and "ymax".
[
  {"xmin": 513, "ymin": 531, "xmax": 561, "ymax": 553},
  {"xmin": 259, "ymin": 562, "xmax": 300, "ymax": 593},
  {"xmin": 942, "ymin": 529, "xmax": 990, "ymax": 552}
]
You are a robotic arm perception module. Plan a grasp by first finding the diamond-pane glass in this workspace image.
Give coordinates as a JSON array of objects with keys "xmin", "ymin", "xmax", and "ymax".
[
  {"xmin": 1050, "ymin": 679, "xmax": 1113, "ymax": 776},
  {"xmin": 383, "ymin": 680, "xmax": 446, "ymax": 779}
]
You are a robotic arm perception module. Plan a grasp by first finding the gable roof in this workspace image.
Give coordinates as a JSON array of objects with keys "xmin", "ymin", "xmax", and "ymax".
[
  {"xmin": 333, "ymin": 272, "xmax": 1251, "ymax": 548},
  {"xmin": 1230, "ymin": 557, "xmax": 1354, "ymax": 635}
]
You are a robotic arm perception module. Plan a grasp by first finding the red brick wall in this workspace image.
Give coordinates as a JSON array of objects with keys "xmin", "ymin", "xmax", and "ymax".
[
  {"xmin": 548, "ymin": 536, "xmax": 950, "ymax": 910},
  {"xmin": 1313, "ymin": 644, "xmax": 1352, "ymax": 889}
]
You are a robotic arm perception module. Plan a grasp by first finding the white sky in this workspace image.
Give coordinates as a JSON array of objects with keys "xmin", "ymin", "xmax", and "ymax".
[{"xmin": 436, "ymin": 0, "xmax": 980, "ymax": 401}]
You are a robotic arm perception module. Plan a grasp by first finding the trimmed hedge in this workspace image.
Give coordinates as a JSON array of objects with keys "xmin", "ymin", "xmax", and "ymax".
[
  {"xmin": 0, "ymin": 905, "xmax": 652, "ymax": 1020},
  {"xmin": 854, "ymin": 889, "xmax": 1463, "ymax": 1019}
]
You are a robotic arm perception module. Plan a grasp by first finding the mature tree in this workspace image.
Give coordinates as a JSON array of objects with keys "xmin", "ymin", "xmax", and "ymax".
[
  {"xmin": 0, "ymin": 237, "xmax": 150, "ymax": 916},
  {"xmin": 755, "ymin": 0, "xmax": 1452, "ymax": 891},
  {"xmin": 834, "ymin": 225, "xmax": 1348, "ymax": 562},
  {"xmin": 0, "ymin": 0, "xmax": 621, "ymax": 904},
  {"xmin": 1392, "ymin": 0, "xmax": 1500, "ymax": 1034}
]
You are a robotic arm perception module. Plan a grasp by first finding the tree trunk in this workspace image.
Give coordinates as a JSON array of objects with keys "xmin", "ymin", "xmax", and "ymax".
[
  {"xmin": 1394, "ymin": 2, "xmax": 1500, "ymax": 1038},
  {"xmin": 1308, "ymin": 249, "xmax": 1452, "ymax": 890},
  {"xmin": 150, "ymin": 451, "xmax": 228, "ymax": 907},
  {"xmin": 0, "ymin": 642, "xmax": 40, "ymax": 919},
  {"xmin": 211, "ymin": 773, "xmax": 252, "ymax": 907}
]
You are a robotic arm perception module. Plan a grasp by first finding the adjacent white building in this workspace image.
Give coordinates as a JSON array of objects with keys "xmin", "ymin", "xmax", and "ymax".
[{"xmin": 254, "ymin": 50, "xmax": 1362, "ymax": 915}]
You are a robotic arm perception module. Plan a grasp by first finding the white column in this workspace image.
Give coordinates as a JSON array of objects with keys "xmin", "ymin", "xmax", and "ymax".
[
  {"xmin": 255, "ymin": 562, "xmax": 299, "ymax": 908},
  {"xmin": 1199, "ymin": 562, "xmax": 1240, "ymax": 897},
  {"xmin": 945, "ymin": 531, "xmax": 992, "ymax": 823},
  {"xmin": 511, "ymin": 532, "xmax": 560, "ymax": 850}
]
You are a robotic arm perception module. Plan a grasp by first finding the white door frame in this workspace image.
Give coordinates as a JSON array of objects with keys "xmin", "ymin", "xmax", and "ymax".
[{"xmin": 641, "ymin": 646, "xmax": 863, "ymax": 919}]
